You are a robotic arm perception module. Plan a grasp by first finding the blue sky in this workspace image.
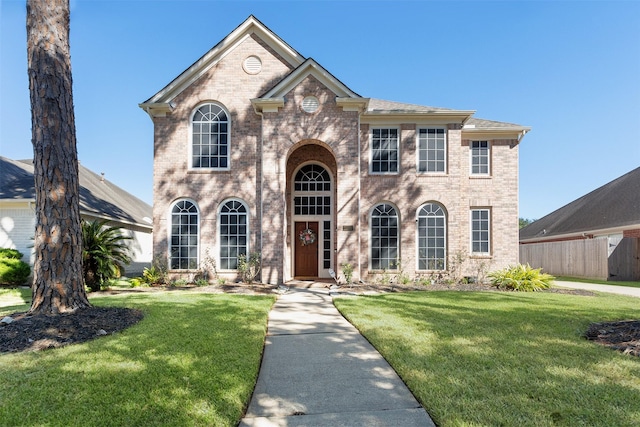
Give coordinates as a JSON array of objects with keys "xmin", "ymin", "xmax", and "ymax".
[{"xmin": 1, "ymin": 0, "xmax": 639, "ymax": 220}]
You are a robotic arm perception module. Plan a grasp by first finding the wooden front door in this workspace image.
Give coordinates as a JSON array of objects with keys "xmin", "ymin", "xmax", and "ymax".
[{"xmin": 295, "ymin": 221, "xmax": 319, "ymax": 277}]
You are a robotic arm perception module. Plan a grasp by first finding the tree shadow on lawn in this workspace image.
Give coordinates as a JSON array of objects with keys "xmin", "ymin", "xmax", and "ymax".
[
  {"xmin": 0, "ymin": 293, "xmax": 275, "ymax": 427},
  {"xmin": 335, "ymin": 291, "xmax": 640, "ymax": 426}
]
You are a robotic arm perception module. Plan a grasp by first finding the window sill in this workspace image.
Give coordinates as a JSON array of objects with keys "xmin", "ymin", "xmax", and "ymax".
[
  {"xmin": 369, "ymin": 172, "xmax": 400, "ymax": 176},
  {"xmin": 469, "ymin": 254, "xmax": 492, "ymax": 259},
  {"xmin": 187, "ymin": 169, "xmax": 231, "ymax": 174},
  {"xmin": 469, "ymin": 175, "xmax": 492, "ymax": 179}
]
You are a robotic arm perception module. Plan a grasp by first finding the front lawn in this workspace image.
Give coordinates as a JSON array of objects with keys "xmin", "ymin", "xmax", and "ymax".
[
  {"xmin": 334, "ymin": 291, "xmax": 640, "ymax": 426},
  {"xmin": 0, "ymin": 292, "xmax": 275, "ymax": 426}
]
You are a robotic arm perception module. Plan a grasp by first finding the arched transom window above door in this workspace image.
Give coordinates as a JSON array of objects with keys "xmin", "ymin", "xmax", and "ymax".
[{"xmin": 293, "ymin": 164, "xmax": 331, "ymax": 216}]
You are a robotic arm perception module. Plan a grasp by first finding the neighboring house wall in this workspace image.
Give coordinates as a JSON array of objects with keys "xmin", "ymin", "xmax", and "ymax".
[{"xmin": 0, "ymin": 201, "xmax": 36, "ymax": 263}]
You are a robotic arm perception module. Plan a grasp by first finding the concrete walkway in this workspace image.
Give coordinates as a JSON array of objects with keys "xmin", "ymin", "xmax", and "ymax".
[
  {"xmin": 554, "ymin": 280, "xmax": 640, "ymax": 298},
  {"xmin": 239, "ymin": 287, "xmax": 435, "ymax": 427}
]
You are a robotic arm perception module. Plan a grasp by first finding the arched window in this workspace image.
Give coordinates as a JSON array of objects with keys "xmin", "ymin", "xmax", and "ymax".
[
  {"xmin": 219, "ymin": 200, "xmax": 248, "ymax": 270},
  {"xmin": 370, "ymin": 203, "xmax": 399, "ymax": 270},
  {"xmin": 293, "ymin": 164, "xmax": 331, "ymax": 216},
  {"xmin": 192, "ymin": 103, "xmax": 229, "ymax": 169},
  {"xmin": 170, "ymin": 200, "xmax": 199, "ymax": 269},
  {"xmin": 417, "ymin": 203, "xmax": 446, "ymax": 270}
]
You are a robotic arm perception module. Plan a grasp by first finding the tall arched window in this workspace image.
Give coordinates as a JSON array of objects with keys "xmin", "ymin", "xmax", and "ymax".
[
  {"xmin": 370, "ymin": 203, "xmax": 399, "ymax": 270},
  {"xmin": 417, "ymin": 203, "xmax": 446, "ymax": 270},
  {"xmin": 219, "ymin": 200, "xmax": 248, "ymax": 270},
  {"xmin": 192, "ymin": 103, "xmax": 229, "ymax": 169},
  {"xmin": 170, "ymin": 200, "xmax": 199, "ymax": 269},
  {"xmin": 293, "ymin": 164, "xmax": 331, "ymax": 216}
]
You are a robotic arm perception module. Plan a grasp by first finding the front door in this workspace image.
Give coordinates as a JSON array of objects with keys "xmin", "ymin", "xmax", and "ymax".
[{"xmin": 295, "ymin": 221, "xmax": 318, "ymax": 277}]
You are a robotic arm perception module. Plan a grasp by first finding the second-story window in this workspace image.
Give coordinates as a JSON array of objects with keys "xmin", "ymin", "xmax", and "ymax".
[
  {"xmin": 371, "ymin": 128, "xmax": 399, "ymax": 174},
  {"xmin": 418, "ymin": 128, "xmax": 446, "ymax": 173},
  {"xmin": 470, "ymin": 140, "xmax": 490, "ymax": 175},
  {"xmin": 192, "ymin": 103, "xmax": 229, "ymax": 169}
]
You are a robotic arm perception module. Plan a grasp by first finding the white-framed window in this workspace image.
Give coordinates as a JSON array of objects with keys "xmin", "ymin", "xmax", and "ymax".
[
  {"xmin": 417, "ymin": 203, "xmax": 446, "ymax": 270},
  {"xmin": 170, "ymin": 199, "xmax": 199, "ymax": 270},
  {"xmin": 471, "ymin": 209, "xmax": 491, "ymax": 254},
  {"xmin": 219, "ymin": 199, "xmax": 248, "ymax": 270},
  {"xmin": 470, "ymin": 140, "xmax": 490, "ymax": 175},
  {"xmin": 417, "ymin": 128, "xmax": 446, "ymax": 173},
  {"xmin": 191, "ymin": 103, "xmax": 230, "ymax": 169},
  {"xmin": 370, "ymin": 128, "xmax": 399, "ymax": 174},
  {"xmin": 370, "ymin": 203, "xmax": 399, "ymax": 270}
]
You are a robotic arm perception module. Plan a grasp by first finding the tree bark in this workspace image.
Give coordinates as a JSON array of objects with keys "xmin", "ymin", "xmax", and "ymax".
[{"xmin": 27, "ymin": 0, "xmax": 90, "ymax": 314}]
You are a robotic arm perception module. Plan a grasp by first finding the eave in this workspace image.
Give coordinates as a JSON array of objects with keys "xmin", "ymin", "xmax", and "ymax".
[
  {"xmin": 361, "ymin": 110, "xmax": 475, "ymax": 125},
  {"xmin": 462, "ymin": 126, "xmax": 531, "ymax": 142},
  {"xmin": 139, "ymin": 102, "xmax": 173, "ymax": 119},
  {"xmin": 251, "ymin": 98, "xmax": 285, "ymax": 114}
]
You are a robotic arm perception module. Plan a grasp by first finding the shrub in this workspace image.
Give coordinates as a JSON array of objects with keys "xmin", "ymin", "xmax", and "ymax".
[
  {"xmin": 238, "ymin": 252, "xmax": 261, "ymax": 283},
  {"xmin": 0, "ymin": 248, "xmax": 23, "ymax": 260},
  {"xmin": 82, "ymin": 220, "xmax": 132, "ymax": 292},
  {"xmin": 341, "ymin": 262, "xmax": 354, "ymax": 284},
  {"xmin": 488, "ymin": 264, "xmax": 555, "ymax": 292},
  {"xmin": 0, "ymin": 257, "xmax": 31, "ymax": 286}
]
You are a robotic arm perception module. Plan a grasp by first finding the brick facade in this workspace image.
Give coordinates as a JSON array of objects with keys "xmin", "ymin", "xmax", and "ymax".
[{"xmin": 141, "ymin": 16, "xmax": 528, "ymax": 284}]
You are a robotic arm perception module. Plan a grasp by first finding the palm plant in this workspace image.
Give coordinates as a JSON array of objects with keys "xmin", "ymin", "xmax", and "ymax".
[{"xmin": 82, "ymin": 219, "xmax": 132, "ymax": 291}]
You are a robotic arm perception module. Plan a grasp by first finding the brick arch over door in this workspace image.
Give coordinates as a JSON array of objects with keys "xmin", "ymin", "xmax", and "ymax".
[{"xmin": 285, "ymin": 142, "xmax": 338, "ymax": 279}]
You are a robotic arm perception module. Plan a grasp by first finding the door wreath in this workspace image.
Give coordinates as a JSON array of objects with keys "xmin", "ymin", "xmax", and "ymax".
[{"xmin": 299, "ymin": 228, "xmax": 316, "ymax": 246}]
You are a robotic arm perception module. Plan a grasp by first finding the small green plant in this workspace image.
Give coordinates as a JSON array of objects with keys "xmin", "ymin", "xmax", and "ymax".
[
  {"xmin": 217, "ymin": 277, "xmax": 227, "ymax": 286},
  {"xmin": 238, "ymin": 252, "xmax": 261, "ymax": 283},
  {"xmin": 129, "ymin": 277, "xmax": 145, "ymax": 288},
  {"xmin": 171, "ymin": 278, "xmax": 188, "ymax": 287},
  {"xmin": 488, "ymin": 264, "xmax": 555, "ymax": 292},
  {"xmin": 341, "ymin": 262, "xmax": 354, "ymax": 284},
  {"xmin": 416, "ymin": 275, "xmax": 431, "ymax": 287},
  {"xmin": 0, "ymin": 254, "xmax": 31, "ymax": 286},
  {"xmin": 195, "ymin": 278, "xmax": 209, "ymax": 287}
]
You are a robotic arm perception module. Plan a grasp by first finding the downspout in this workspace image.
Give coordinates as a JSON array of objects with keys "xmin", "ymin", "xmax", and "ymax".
[
  {"xmin": 256, "ymin": 110, "xmax": 264, "ymax": 279},
  {"xmin": 357, "ymin": 112, "xmax": 362, "ymax": 283}
]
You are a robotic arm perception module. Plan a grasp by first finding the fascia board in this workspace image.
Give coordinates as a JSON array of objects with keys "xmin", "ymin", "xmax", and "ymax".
[
  {"xmin": 139, "ymin": 102, "xmax": 172, "ymax": 119},
  {"xmin": 361, "ymin": 110, "xmax": 475, "ymax": 125},
  {"xmin": 462, "ymin": 127, "xmax": 531, "ymax": 141},
  {"xmin": 336, "ymin": 97, "xmax": 370, "ymax": 112},
  {"xmin": 263, "ymin": 59, "xmax": 359, "ymax": 99},
  {"xmin": 251, "ymin": 98, "xmax": 285, "ymax": 113},
  {"xmin": 144, "ymin": 17, "xmax": 305, "ymax": 105}
]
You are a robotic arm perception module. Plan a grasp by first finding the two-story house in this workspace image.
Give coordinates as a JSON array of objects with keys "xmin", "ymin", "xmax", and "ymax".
[{"xmin": 140, "ymin": 16, "xmax": 530, "ymax": 285}]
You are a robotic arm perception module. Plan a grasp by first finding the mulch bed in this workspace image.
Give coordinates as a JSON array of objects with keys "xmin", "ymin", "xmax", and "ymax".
[{"xmin": 1, "ymin": 282, "xmax": 637, "ymax": 356}]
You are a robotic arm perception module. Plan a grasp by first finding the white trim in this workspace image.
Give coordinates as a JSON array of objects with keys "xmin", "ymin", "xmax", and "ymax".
[
  {"xmin": 189, "ymin": 101, "xmax": 231, "ymax": 171},
  {"xmin": 416, "ymin": 127, "xmax": 447, "ymax": 175},
  {"xmin": 416, "ymin": 202, "xmax": 447, "ymax": 271},
  {"xmin": 469, "ymin": 140, "xmax": 491, "ymax": 176},
  {"xmin": 291, "ymin": 162, "xmax": 333, "ymax": 279},
  {"xmin": 368, "ymin": 127, "xmax": 400, "ymax": 175},
  {"xmin": 217, "ymin": 198, "xmax": 250, "ymax": 271},
  {"xmin": 470, "ymin": 208, "xmax": 491, "ymax": 255},
  {"xmin": 167, "ymin": 198, "xmax": 201, "ymax": 271},
  {"xmin": 368, "ymin": 202, "xmax": 401, "ymax": 271}
]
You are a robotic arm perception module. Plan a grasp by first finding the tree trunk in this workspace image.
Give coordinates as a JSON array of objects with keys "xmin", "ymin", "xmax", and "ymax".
[{"xmin": 27, "ymin": 0, "xmax": 90, "ymax": 314}]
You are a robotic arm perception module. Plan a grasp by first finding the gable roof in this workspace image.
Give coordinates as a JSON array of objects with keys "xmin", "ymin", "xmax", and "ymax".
[
  {"xmin": 252, "ymin": 58, "xmax": 366, "ymax": 113},
  {"xmin": 140, "ymin": 15, "xmax": 530, "ymax": 136},
  {"xmin": 0, "ymin": 156, "xmax": 152, "ymax": 230},
  {"xmin": 520, "ymin": 167, "xmax": 640, "ymax": 242},
  {"xmin": 140, "ymin": 15, "xmax": 305, "ymax": 117}
]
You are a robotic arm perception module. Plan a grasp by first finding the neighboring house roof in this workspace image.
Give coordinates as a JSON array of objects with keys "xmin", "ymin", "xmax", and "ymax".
[
  {"xmin": 0, "ymin": 156, "xmax": 152, "ymax": 230},
  {"xmin": 520, "ymin": 167, "xmax": 640, "ymax": 242}
]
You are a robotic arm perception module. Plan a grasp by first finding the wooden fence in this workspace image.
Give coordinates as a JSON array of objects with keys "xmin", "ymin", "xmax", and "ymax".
[{"xmin": 519, "ymin": 238, "xmax": 609, "ymax": 280}]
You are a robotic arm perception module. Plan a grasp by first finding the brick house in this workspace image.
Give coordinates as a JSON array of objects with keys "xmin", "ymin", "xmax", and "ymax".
[{"xmin": 140, "ymin": 16, "xmax": 530, "ymax": 285}]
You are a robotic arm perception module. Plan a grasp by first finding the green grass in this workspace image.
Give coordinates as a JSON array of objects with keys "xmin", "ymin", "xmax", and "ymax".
[
  {"xmin": 0, "ymin": 286, "xmax": 31, "ymax": 311},
  {"xmin": 0, "ymin": 291, "xmax": 275, "ymax": 426},
  {"xmin": 335, "ymin": 291, "xmax": 640, "ymax": 426},
  {"xmin": 556, "ymin": 276, "xmax": 640, "ymax": 288}
]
